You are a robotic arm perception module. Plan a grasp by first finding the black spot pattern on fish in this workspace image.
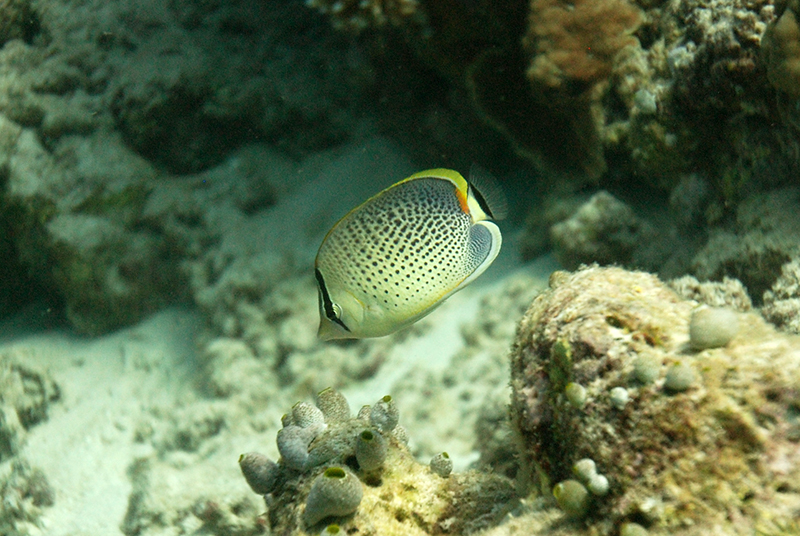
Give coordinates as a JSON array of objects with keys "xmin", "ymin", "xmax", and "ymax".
[{"xmin": 318, "ymin": 177, "xmax": 491, "ymax": 313}]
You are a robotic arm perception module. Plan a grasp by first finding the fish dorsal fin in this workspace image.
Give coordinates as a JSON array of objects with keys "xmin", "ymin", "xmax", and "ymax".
[{"xmin": 468, "ymin": 163, "xmax": 508, "ymax": 221}]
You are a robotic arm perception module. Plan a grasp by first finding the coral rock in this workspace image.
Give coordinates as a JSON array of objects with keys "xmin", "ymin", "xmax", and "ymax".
[
  {"xmin": 510, "ymin": 265, "xmax": 800, "ymax": 531},
  {"xmin": 762, "ymin": 0, "xmax": 800, "ymax": 96},
  {"xmin": 524, "ymin": 0, "xmax": 643, "ymax": 89},
  {"xmin": 241, "ymin": 389, "xmax": 517, "ymax": 535}
]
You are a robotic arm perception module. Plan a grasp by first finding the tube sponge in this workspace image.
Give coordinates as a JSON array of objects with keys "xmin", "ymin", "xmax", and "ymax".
[
  {"xmin": 369, "ymin": 395, "xmax": 399, "ymax": 432},
  {"xmin": 238, "ymin": 452, "xmax": 280, "ymax": 495},
  {"xmin": 276, "ymin": 425, "xmax": 315, "ymax": 470},
  {"xmin": 292, "ymin": 401, "xmax": 327, "ymax": 429},
  {"xmin": 355, "ymin": 429, "xmax": 388, "ymax": 472},
  {"xmin": 315, "ymin": 387, "xmax": 351, "ymax": 423},
  {"xmin": 303, "ymin": 466, "xmax": 364, "ymax": 527}
]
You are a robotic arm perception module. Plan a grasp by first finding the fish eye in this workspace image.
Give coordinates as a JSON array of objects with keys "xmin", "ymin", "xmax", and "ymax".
[{"xmin": 327, "ymin": 302, "xmax": 351, "ymax": 332}]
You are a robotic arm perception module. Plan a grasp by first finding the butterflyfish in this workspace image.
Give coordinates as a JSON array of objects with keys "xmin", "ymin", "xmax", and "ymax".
[{"xmin": 315, "ymin": 167, "xmax": 506, "ymax": 340}]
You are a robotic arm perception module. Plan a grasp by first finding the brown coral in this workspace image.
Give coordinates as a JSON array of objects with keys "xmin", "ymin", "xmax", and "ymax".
[
  {"xmin": 524, "ymin": 0, "xmax": 644, "ymax": 90},
  {"xmin": 305, "ymin": 0, "xmax": 424, "ymax": 32}
]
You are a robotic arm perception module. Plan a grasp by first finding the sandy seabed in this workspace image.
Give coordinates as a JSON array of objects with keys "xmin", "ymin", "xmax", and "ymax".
[{"xmin": 0, "ymin": 249, "xmax": 556, "ymax": 535}]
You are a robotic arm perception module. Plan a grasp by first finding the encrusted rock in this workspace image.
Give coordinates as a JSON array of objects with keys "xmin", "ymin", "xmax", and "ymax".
[{"xmin": 510, "ymin": 265, "xmax": 800, "ymax": 531}]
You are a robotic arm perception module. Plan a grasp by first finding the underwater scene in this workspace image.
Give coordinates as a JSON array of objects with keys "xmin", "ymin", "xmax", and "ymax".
[{"xmin": 0, "ymin": 0, "xmax": 799, "ymax": 534}]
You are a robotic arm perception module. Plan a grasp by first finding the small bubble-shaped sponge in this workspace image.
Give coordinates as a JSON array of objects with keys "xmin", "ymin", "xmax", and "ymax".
[
  {"xmin": 430, "ymin": 452, "xmax": 453, "ymax": 478},
  {"xmin": 553, "ymin": 479, "xmax": 590, "ymax": 519},
  {"xmin": 303, "ymin": 466, "xmax": 364, "ymax": 527},
  {"xmin": 689, "ymin": 306, "xmax": 738, "ymax": 351}
]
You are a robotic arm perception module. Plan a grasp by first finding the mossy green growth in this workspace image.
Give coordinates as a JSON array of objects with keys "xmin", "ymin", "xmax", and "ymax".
[
  {"xmin": 549, "ymin": 339, "xmax": 573, "ymax": 392},
  {"xmin": 74, "ymin": 183, "xmax": 151, "ymax": 221}
]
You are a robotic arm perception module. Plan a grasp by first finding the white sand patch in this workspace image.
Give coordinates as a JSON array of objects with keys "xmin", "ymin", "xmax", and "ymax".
[{"xmin": 2, "ymin": 307, "xmax": 202, "ymax": 536}]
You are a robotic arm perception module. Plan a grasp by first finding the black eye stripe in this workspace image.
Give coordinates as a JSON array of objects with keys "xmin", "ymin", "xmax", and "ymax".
[
  {"xmin": 469, "ymin": 184, "xmax": 494, "ymax": 219},
  {"xmin": 314, "ymin": 268, "xmax": 350, "ymax": 332}
]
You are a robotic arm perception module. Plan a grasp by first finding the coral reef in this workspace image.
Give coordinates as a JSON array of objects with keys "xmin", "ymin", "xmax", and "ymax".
[
  {"xmin": 762, "ymin": 256, "xmax": 800, "ymax": 333},
  {"xmin": 304, "ymin": 0, "xmax": 425, "ymax": 32},
  {"xmin": 109, "ymin": 0, "xmax": 369, "ymax": 173},
  {"xmin": 509, "ymin": 265, "xmax": 800, "ymax": 533},
  {"xmin": 0, "ymin": 0, "xmax": 38, "ymax": 46},
  {"xmin": 690, "ymin": 187, "xmax": 800, "ymax": 301},
  {"xmin": 4, "ymin": 127, "xmax": 187, "ymax": 333},
  {"xmin": 668, "ymin": 274, "xmax": 753, "ymax": 311},
  {"xmin": 548, "ymin": 191, "xmax": 647, "ymax": 269},
  {"xmin": 311, "ymin": 0, "xmax": 800, "ymax": 204},
  {"xmin": 0, "ymin": 460, "xmax": 54, "ymax": 535},
  {"xmin": 518, "ymin": 0, "xmax": 643, "ymax": 179},
  {"xmin": 762, "ymin": 0, "xmax": 800, "ymax": 96},
  {"xmin": 0, "ymin": 348, "xmax": 60, "ymax": 461},
  {"xmin": 524, "ymin": 0, "xmax": 643, "ymax": 91},
  {"xmin": 239, "ymin": 388, "xmax": 517, "ymax": 535},
  {"xmin": 0, "ymin": 0, "xmax": 375, "ymax": 332},
  {"xmin": 0, "ymin": 349, "xmax": 58, "ymax": 534}
]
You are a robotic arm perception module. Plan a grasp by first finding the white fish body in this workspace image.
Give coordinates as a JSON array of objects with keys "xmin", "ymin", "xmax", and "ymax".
[{"xmin": 315, "ymin": 168, "xmax": 505, "ymax": 340}]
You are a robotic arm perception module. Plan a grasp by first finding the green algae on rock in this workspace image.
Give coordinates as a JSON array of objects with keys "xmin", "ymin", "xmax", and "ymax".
[
  {"xmin": 509, "ymin": 265, "xmax": 800, "ymax": 533},
  {"xmin": 239, "ymin": 388, "xmax": 517, "ymax": 535}
]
